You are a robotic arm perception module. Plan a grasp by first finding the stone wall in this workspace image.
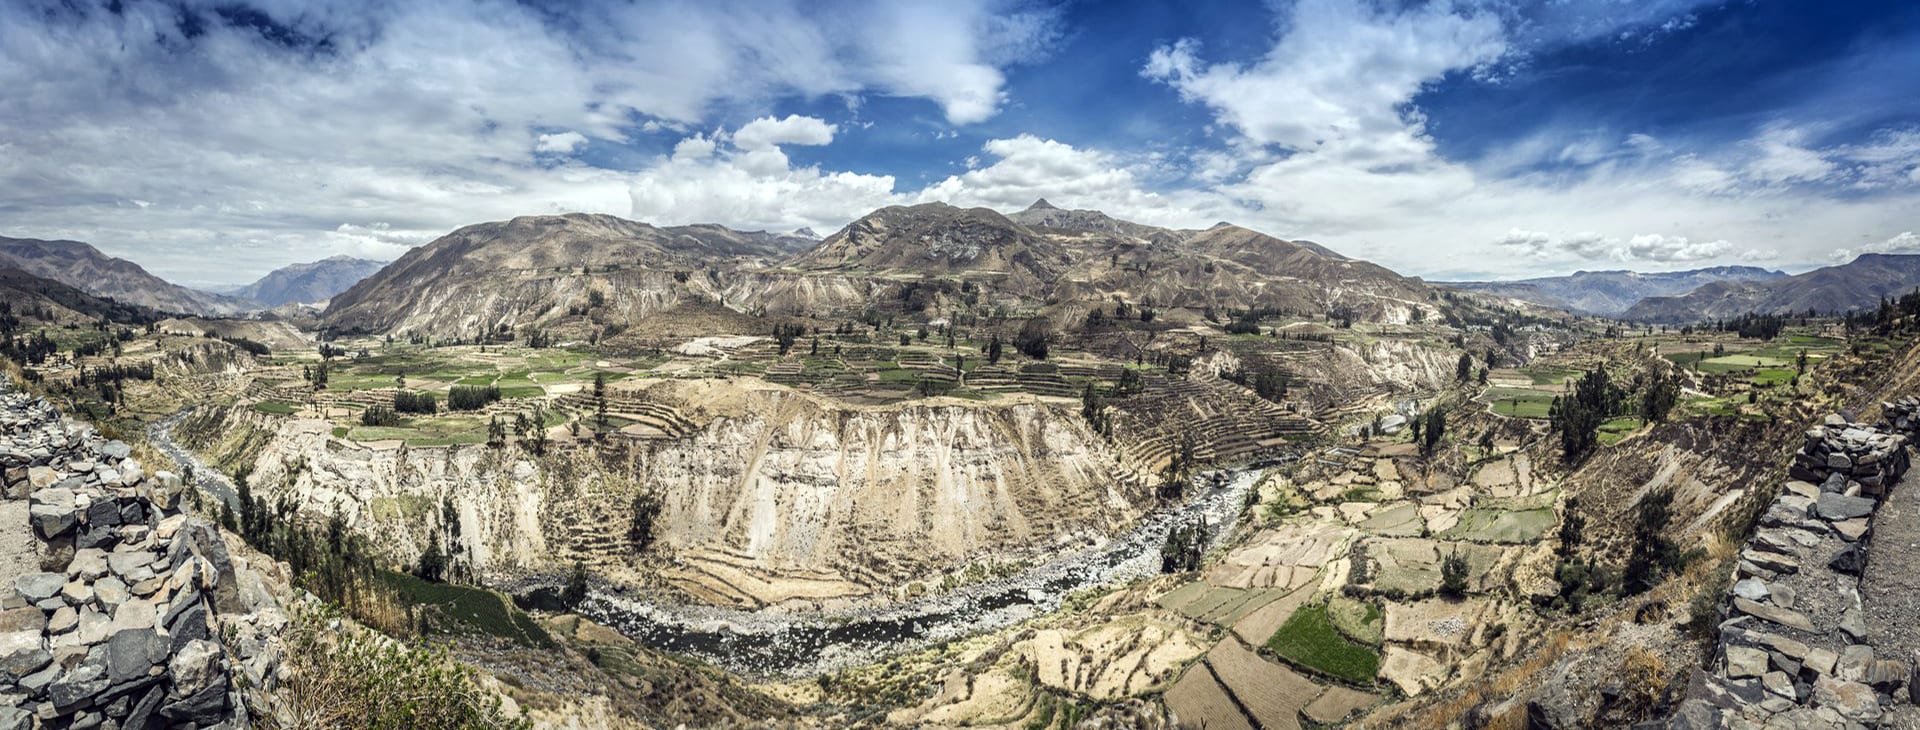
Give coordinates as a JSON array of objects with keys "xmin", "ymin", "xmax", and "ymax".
[
  {"xmin": 1884, "ymin": 397, "xmax": 1920, "ymax": 442},
  {"xmin": 1673, "ymin": 415, "xmax": 1913, "ymax": 728},
  {"xmin": 0, "ymin": 387, "xmax": 279, "ymax": 729},
  {"xmin": 1789, "ymin": 414, "xmax": 1912, "ymax": 498}
]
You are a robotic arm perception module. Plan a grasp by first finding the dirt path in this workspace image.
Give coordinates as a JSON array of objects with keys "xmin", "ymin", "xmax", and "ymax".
[{"xmin": 1862, "ymin": 467, "xmax": 1920, "ymax": 728}]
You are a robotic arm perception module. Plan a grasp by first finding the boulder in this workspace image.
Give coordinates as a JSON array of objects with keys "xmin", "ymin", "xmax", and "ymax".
[
  {"xmin": 28, "ymin": 487, "xmax": 77, "ymax": 538},
  {"xmin": 14, "ymin": 572, "xmax": 65, "ymax": 602},
  {"xmin": 1727, "ymin": 645, "xmax": 1769, "ymax": 678},
  {"xmin": 0, "ymin": 630, "xmax": 50, "ymax": 677},
  {"xmin": 1816, "ymin": 493, "xmax": 1875, "ymax": 521},
  {"xmin": 1812, "ymin": 677, "xmax": 1881, "ymax": 723}
]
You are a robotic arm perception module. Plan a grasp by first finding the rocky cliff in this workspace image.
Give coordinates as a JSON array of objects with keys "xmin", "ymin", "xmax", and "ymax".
[{"xmin": 182, "ymin": 379, "xmax": 1147, "ymax": 609}]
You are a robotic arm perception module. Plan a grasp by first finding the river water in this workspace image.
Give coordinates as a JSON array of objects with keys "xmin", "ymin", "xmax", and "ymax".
[
  {"xmin": 577, "ymin": 464, "xmax": 1279, "ymax": 677},
  {"xmin": 145, "ymin": 407, "xmax": 1283, "ymax": 678}
]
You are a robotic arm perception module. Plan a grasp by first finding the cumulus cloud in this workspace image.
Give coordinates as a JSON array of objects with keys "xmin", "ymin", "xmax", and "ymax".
[
  {"xmin": 1830, "ymin": 231, "xmax": 1920, "ymax": 263},
  {"xmin": 732, "ymin": 115, "xmax": 838, "ymax": 150},
  {"xmin": 1495, "ymin": 229, "xmax": 1740, "ymax": 264},
  {"xmin": 0, "ymin": 0, "xmax": 1057, "ymax": 283},
  {"xmin": 535, "ymin": 132, "xmax": 589, "ymax": 155}
]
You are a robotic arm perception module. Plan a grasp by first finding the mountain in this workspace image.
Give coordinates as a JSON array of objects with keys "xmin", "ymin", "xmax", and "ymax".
[
  {"xmin": 323, "ymin": 213, "xmax": 811, "ymax": 334},
  {"xmin": 1623, "ymin": 254, "xmax": 1920, "ymax": 322},
  {"xmin": 789, "ymin": 202, "xmax": 1075, "ymax": 292},
  {"xmin": 0, "ymin": 236, "xmax": 246, "ymax": 315},
  {"xmin": 0, "ymin": 266, "xmax": 162, "ymax": 325},
  {"xmin": 1006, "ymin": 199, "xmax": 1179, "ymax": 244},
  {"xmin": 234, "ymin": 256, "xmax": 388, "ymax": 307},
  {"xmin": 1441, "ymin": 266, "xmax": 1787, "ymax": 316}
]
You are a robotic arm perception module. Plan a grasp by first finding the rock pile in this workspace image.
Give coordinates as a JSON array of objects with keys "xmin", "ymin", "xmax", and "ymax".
[
  {"xmin": 0, "ymin": 387, "xmax": 251, "ymax": 729},
  {"xmin": 1789, "ymin": 414, "xmax": 1912, "ymax": 498},
  {"xmin": 1884, "ymin": 397, "xmax": 1920, "ymax": 442},
  {"xmin": 1674, "ymin": 415, "xmax": 1913, "ymax": 728}
]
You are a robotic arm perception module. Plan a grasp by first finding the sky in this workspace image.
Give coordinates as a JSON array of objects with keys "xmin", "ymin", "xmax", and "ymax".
[{"xmin": 0, "ymin": 0, "xmax": 1917, "ymax": 287}]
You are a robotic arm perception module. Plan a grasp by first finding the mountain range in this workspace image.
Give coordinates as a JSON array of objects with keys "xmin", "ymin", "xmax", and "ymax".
[
  {"xmin": 1442, "ymin": 266, "xmax": 1787, "ymax": 316},
  {"xmin": 0, "ymin": 236, "xmax": 247, "ymax": 316},
  {"xmin": 234, "ymin": 255, "xmax": 388, "ymax": 307},
  {"xmin": 10, "ymin": 205, "xmax": 1920, "ymax": 330},
  {"xmin": 323, "ymin": 200, "xmax": 1446, "ymax": 337},
  {"xmin": 1623, "ymin": 253, "xmax": 1920, "ymax": 322}
]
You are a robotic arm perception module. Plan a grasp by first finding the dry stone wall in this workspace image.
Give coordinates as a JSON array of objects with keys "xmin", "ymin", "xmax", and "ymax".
[
  {"xmin": 1673, "ymin": 414, "xmax": 1913, "ymax": 728},
  {"xmin": 0, "ymin": 387, "xmax": 281, "ymax": 729}
]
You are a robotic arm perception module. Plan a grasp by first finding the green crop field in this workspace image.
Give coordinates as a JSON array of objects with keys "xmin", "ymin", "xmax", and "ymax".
[{"xmin": 1266, "ymin": 603, "xmax": 1380, "ymax": 684}]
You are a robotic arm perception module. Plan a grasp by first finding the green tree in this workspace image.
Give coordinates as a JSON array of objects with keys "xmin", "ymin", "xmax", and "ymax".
[
  {"xmin": 1622, "ymin": 489, "xmax": 1679, "ymax": 595},
  {"xmin": 416, "ymin": 534, "xmax": 447, "ymax": 583},
  {"xmin": 1455, "ymin": 353, "xmax": 1473, "ymax": 382},
  {"xmin": 629, "ymin": 492, "xmax": 663, "ymax": 551},
  {"xmin": 562, "ymin": 560, "xmax": 590, "ymax": 607},
  {"xmin": 1440, "ymin": 549, "xmax": 1469, "ymax": 598}
]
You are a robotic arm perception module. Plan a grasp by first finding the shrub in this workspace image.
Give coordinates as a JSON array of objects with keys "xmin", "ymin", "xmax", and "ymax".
[
  {"xmin": 360, "ymin": 405, "xmax": 400, "ymax": 427},
  {"xmin": 266, "ymin": 603, "xmax": 529, "ymax": 730},
  {"xmin": 393, "ymin": 390, "xmax": 437, "ymax": 414},
  {"xmin": 447, "ymin": 385, "xmax": 501, "ymax": 411},
  {"xmin": 1440, "ymin": 549, "xmax": 1470, "ymax": 598}
]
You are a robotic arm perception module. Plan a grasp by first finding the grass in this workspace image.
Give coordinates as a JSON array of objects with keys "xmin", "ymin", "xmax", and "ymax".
[
  {"xmin": 1266, "ymin": 603, "xmax": 1381, "ymax": 684},
  {"xmin": 251, "ymin": 400, "xmax": 298, "ymax": 416},
  {"xmin": 1597, "ymin": 416, "xmax": 1643, "ymax": 446},
  {"xmin": 1326, "ymin": 597, "xmax": 1384, "ymax": 646},
  {"xmin": 1441, "ymin": 507, "xmax": 1557, "ymax": 543},
  {"xmin": 376, "ymin": 570, "xmax": 552, "ymax": 648},
  {"xmin": 1489, "ymin": 392, "xmax": 1554, "ymax": 419}
]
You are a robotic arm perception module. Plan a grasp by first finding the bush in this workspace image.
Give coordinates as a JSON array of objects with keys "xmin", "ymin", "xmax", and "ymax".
[
  {"xmin": 1440, "ymin": 549, "xmax": 1469, "ymax": 598},
  {"xmin": 360, "ymin": 405, "xmax": 400, "ymax": 427},
  {"xmin": 1015, "ymin": 317, "xmax": 1051, "ymax": 359},
  {"xmin": 393, "ymin": 390, "xmax": 437, "ymax": 414},
  {"xmin": 268, "ymin": 603, "xmax": 529, "ymax": 730},
  {"xmin": 447, "ymin": 385, "xmax": 501, "ymax": 411}
]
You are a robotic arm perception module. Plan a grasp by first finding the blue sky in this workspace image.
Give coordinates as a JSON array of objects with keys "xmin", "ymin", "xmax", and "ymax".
[{"xmin": 0, "ymin": 0, "xmax": 1916, "ymax": 286}]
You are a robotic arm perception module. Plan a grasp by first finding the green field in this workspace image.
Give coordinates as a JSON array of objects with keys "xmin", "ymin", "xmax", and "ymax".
[
  {"xmin": 1484, "ymin": 387, "xmax": 1555, "ymax": 419},
  {"xmin": 251, "ymin": 400, "xmax": 298, "ymax": 416},
  {"xmin": 1267, "ymin": 603, "xmax": 1381, "ymax": 684},
  {"xmin": 1326, "ymin": 597, "xmax": 1384, "ymax": 646},
  {"xmin": 1597, "ymin": 416, "xmax": 1643, "ymax": 446},
  {"xmin": 376, "ymin": 570, "xmax": 552, "ymax": 648}
]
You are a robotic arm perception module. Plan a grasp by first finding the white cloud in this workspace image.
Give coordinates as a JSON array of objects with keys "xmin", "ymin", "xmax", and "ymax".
[
  {"xmin": 535, "ymin": 132, "xmax": 589, "ymax": 154},
  {"xmin": 1143, "ymin": 0, "xmax": 1506, "ymax": 154},
  {"xmin": 0, "ymin": 0, "xmax": 1057, "ymax": 284},
  {"xmin": 1746, "ymin": 125, "xmax": 1836, "ymax": 185},
  {"xmin": 732, "ymin": 115, "xmax": 837, "ymax": 150}
]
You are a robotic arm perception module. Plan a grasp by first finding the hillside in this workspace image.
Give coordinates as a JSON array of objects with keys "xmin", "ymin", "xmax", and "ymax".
[
  {"xmin": 1623, "ymin": 253, "xmax": 1920, "ymax": 322},
  {"xmin": 0, "ymin": 236, "xmax": 246, "ymax": 315},
  {"xmin": 235, "ymin": 255, "xmax": 388, "ymax": 307},
  {"xmin": 0, "ymin": 266, "xmax": 161, "ymax": 325},
  {"xmin": 323, "ymin": 213, "xmax": 814, "ymax": 335},
  {"xmin": 788, "ymin": 202, "xmax": 1075, "ymax": 293},
  {"xmin": 1443, "ymin": 266, "xmax": 1786, "ymax": 316}
]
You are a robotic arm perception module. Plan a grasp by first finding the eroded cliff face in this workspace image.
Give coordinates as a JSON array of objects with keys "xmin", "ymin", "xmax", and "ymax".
[{"xmin": 187, "ymin": 383, "xmax": 1145, "ymax": 608}]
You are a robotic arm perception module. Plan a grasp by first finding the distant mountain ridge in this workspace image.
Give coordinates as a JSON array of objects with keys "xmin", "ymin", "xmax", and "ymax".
[
  {"xmin": 0, "ymin": 236, "xmax": 245, "ymax": 315},
  {"xmin": 1622, "ymin": 254, "xmax": 1920, "ymax": 322},
  {"xmin": 323, "ymin": 201, "xmax": 1463, "ymax": 336},
  {"xmin": 0, "ymin": 266, "xmax": 162, "ymax": 325},
  {"xmin": 235, "ymin": 256, "xmax": 388, "ymax": 307},
  {"xmin": 1442, "ymin": 266, "xmax": 1787, "ymax": 316}
]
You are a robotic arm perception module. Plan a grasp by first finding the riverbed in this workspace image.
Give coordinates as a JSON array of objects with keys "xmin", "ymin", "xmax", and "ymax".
[{"xmin": 578, "ymin": 464, "xmax": 1278, "ymax": 677}]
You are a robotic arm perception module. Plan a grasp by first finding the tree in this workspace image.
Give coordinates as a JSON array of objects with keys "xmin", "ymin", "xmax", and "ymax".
[
  {"xmin": 1622, "ymin": 489, "xmax": 1679, "ymax": 595},
  {"xmin": 629, "ymin": 492, "xmax": 663, "ymax": 551},
  {"xmin": 1640, "ymin": 366, "xmax": 1681, "ymax": 424},
  {"xmin": 1014, "ymin": 317, "xmax": 1051, "ymax": 359},
  {"xmin": 987, "ymin": 334, "xmax": 1003, "ymax": 364},
  {"xmin": 1160, "ymin": 518, "xmax": 1211, "ymax": 573},
  {"xmin": 416, "ymin": 534, "xmax": 447, "ymax": 583},
  {"xmin": 562, "ymin": 560, "xmax": 589, "ymax": 607},
  {"xmin": 1440, "ymin": 549, "xmax": 1469, "ymax": 598},
  {"xmin": 1552, "ymin": 367, "xmax": 1617, "ymax": 462},
  {"xmin": 1157, "ymin": 436, "xmax": 1196, "ymax": 502},
  {"xmin": 592, "ymin": 372, "xmax": 608, "ymax": 430},
  {"xmin": 1080, "ymin": 382, "xmax": 1109, "ymax": 436},
  {"xmin": 1456, "ymin": 353, "xmax": 1473, "ymax": 382},
  {"xmin": 1420, "ymin": 407, "xmax": 1446, "ymax": 455}
]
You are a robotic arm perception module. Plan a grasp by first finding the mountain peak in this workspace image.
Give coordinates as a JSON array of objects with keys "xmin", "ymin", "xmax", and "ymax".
[
  {"xmin": 791, "ymin": 227, "xmax": 819, "ymax": 239},
  {"xmin": 1025, "ymin": 198, "xmax": 1058, "ymax": 212}
]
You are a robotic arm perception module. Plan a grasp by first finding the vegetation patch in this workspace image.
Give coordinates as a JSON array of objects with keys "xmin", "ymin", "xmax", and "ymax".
[
  {"xmin": 1266, "ymin": 602, "xmax": 1381, "ymax": 684},
  {"xmin": 376, "ymin": 569, "xmax": 553, "ymax": 648},
  {"xmin": 251, "ymin": 399, "xmax": 297, "ymax": 416},
  {"xmin": 1440, "ymin": 507, "xmax": 1555, "ymax": 543}
]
